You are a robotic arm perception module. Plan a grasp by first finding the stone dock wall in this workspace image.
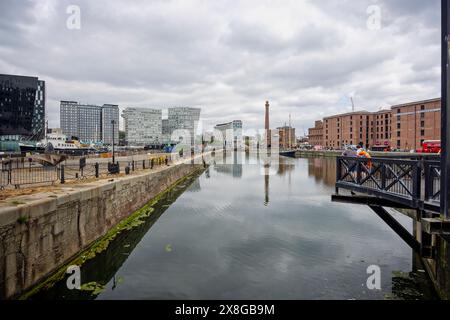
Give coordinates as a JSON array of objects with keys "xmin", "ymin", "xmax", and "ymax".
[{"xmin": 0, "ymin": 161, "xmax": 204, "ymax": 299}]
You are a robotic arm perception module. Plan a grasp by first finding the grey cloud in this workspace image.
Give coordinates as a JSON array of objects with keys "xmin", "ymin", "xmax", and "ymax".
[{"xmin": 0, "ymin": 0, "xmax": 441, "ymax": 132}]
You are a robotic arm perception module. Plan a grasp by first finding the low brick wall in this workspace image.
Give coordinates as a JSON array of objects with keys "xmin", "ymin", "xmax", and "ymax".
[{"xmin": 0, "ymin": 162, "xmax": 204, "ymax": 299}]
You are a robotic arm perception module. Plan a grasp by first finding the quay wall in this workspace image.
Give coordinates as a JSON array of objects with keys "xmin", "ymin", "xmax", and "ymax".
[{"xmin": 0, "ymin": 161, "xmax": 205, "ymax": 299}]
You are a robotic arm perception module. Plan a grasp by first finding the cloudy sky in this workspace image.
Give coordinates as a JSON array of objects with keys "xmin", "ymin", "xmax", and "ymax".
[{"xmin": 0, "ymin": 0, "xmax": 441, "ymax": 134}]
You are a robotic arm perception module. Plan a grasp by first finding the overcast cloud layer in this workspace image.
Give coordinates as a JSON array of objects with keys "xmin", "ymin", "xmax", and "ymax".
[{"xmin": 0, "ymin": 0, "xmax": 441, "ymax": 133}]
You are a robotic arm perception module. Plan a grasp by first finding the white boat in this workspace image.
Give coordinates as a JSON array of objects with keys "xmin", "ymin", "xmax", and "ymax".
[{"xmin": 20, "ymin": 133, "xmax": 97, "ymax": 155}]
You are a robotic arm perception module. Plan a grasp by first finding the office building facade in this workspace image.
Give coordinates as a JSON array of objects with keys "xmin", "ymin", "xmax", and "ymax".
[
  {"xmin": 0, "ymin": 74, "xmax": 46, "ymax": 141},
  {"xmin": 122, "ymin": 107, "xmax": 162, "ymax": 145},
  {"xmin": 60, "ymin": 101, "xmax": 119, "ymax": 144},
  {"xmin": 101, "ymin": 104, "xmax": 120, "ymax": 145},
  {"xmin": 214, "ymin": 120, "xmax": 243, "ymax": 149},
  {"xmin": 168, "ymin": 107, "xmax": 201, "ymax": 144}
]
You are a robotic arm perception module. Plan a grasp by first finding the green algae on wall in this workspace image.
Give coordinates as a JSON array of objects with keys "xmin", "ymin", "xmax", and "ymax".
[{"xmin": 18, "ymin": 167, "xmax": 206, "ymax": 300}]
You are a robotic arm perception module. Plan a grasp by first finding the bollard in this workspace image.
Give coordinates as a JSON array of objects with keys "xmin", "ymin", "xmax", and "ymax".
[
  {"xmin": 60, "ymin": 165, "xmax": 65, "ymax": 184},
  {"xmin": 143, "ymin": 160, "xmax": 146, "ymax": 169},
  {"xmin": 95, "ymin": 162, "xmax": 99, "ymax": 178},
  {"xmin": 132, "ymin": 160, "xmax": 135, "ymax": 171},
  {"xmin": 151, "ymin": 158, "xmax": 154, "ymax": 169},
  {"xmin": 125, "ymin": 166, "xmax": 130, "ymax": 175},
  {"xmin": 165, "ymin": 156, "xmax": 169, "ymax": 166}
]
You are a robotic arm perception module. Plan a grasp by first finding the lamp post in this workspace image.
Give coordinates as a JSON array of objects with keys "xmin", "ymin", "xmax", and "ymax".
[
  {"xmin": 111, "ymin": 120, "xmax": 116, "ymax": 164},
  {"xmin": 442, "ymin": 0, "xmax": 450, "ymax": 220}
]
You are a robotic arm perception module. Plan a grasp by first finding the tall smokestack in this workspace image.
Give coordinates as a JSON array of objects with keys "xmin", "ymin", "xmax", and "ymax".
[{"xmin": 265, "ymin": 101, "xmax": 270, "ymax": 147}]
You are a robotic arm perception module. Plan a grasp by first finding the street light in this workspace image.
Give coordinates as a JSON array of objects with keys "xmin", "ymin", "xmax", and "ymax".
[{"xmin": 111, "ymin": 120, "xmax": 115, "ymax": 164}]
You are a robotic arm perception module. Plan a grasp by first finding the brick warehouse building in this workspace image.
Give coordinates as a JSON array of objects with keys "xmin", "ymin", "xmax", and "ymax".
[
  {"xmin": 308, "ymin": 98, "xmax": 441, "ymax": 150},
  {"xmin": 391, "ymin": 98, "xmax": 441, "ymax": 150},
  {"xmin": 308, "ymin": 120, "xmax": 323, "ymax": 147}
]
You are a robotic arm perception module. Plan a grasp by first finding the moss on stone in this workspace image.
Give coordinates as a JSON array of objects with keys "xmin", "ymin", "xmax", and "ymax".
[{"xmin": 18, "ymin": 166, "xmax": 205, "ymax": 300}]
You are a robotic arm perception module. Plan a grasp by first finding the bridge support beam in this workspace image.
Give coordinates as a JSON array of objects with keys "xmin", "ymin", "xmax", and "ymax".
[{"xmin": 368, "ymin": 205, "xmax": 422, "ymax": 254}]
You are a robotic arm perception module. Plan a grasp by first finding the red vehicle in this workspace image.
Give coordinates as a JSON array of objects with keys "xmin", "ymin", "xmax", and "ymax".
[{"xmin": 417, "ymin": 140, "xmax": 441, "ymax": 153}]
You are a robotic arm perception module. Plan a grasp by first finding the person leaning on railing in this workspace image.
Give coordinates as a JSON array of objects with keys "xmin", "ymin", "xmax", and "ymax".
[{"xmin": 356, "ymin": 143, "xmax": 372, "ymax": 170}]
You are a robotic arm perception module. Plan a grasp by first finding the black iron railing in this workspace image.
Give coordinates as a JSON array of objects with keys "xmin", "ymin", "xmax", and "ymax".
[
  {"xmin": 336, "ymin": 156, "xmax": 441, "ymax": 212},
  {"xmin": 0, "ymin": 155, "xmax": 172, "ymax": 189}
]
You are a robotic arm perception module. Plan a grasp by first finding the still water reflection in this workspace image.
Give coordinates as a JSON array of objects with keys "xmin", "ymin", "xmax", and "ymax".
[{"xmin": 32, "ymin": 153, "xmax": 435, "ymax": 300}]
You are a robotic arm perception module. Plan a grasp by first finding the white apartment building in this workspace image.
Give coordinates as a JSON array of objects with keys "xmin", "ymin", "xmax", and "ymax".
[
  {"xmin": 122, "ymin": 108, "xmax": 162, "ymax": 145},
  {"xmin": 168, "ymin": 107, "xmax": 201, "ymax": 144}
]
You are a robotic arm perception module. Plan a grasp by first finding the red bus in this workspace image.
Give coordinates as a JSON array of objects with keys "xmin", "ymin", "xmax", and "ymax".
[{"xmin": 417, "ymin": 140, "xmax": 441, "ymax": 153}]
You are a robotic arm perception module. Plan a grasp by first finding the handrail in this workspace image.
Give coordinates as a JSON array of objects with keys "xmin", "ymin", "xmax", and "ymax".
[{"xmin": 335, "ymin": 156, "xmax": 441, "ymax": 212}]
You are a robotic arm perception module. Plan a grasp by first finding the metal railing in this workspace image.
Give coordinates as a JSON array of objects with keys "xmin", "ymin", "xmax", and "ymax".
[
  {"xmin": 0, "ymin": 155, "xmax": 172, "ymax": 189},
  {"xmin": 336, "ymin": 156, "xmax": 441, "ymax": 212},
  {"xmin": 424, "ymin": 160, "xmax": 441, "ymax": 204}
]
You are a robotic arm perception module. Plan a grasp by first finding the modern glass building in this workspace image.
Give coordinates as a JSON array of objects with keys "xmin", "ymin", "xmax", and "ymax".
[
  {"xmin": 0, "ymin": 74, "xmax": 46, "ymax": 141},
  {"xmin": 60, "ymin": 101, "xmax": 119, "ymax": 145}
]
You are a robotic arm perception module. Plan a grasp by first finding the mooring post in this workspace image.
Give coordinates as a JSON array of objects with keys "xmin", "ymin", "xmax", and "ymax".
[
  {"xmin": 60, "ymin": 165, "xmax": 65, "ymax": 184},
  {"xmin": 95, "ymin": 162, "xmax": 99, "ymax": 178},
  {"xmin": 442, "ymin": 0, "xmax": 450, "ymax": 220}
]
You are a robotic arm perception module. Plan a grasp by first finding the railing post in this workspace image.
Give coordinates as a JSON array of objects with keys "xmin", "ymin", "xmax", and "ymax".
[
  {"xmin": 424, "ymin": 161, "xmax": 431, "ymax": 201},
  {"xmin": 335, "ymin": 157, "xmax": 341, "ymax": 194},
  {"xmin": 60, "ymin": 165, "xmax": 65, "ymax": 184},
  {"xmin": 132, "ymin": 160, "xmax": 135, "ymax": 171},
  {"xmin": 412, "ymin": 162, "xmax": 422, "ymax": 202},
  {"xmin": 143, "ymin": 159, "xmax": 146, "ymax": 169},
  {"xmin": 7, "ymin": 161, "xmax": 11, "ymax": 185},
  {"xmin": 151, "ymin": 158, "xmax": 154, "ymax": 169},
  {"xmin": 95, "ymin": 162, "xmax": 99, "ymax": 178}
]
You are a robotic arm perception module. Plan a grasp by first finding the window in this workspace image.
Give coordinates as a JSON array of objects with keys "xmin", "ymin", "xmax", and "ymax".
[
  {"xmin": 397, "ymin": 131, "xmax": 401, "ymax": 137},
  {"xmin": 397, "ymin": 123, "xmax": 401, "ymax": 129},
  {"xmin": 421, "ymin": 112, "xmax": 425, "ymax": 119},
  {"xmin": 421, "ymin": 129, "xmax": 425, "ymax": 136},
  {"xmin": 421, "ymin": 121, "xmax": 425, "ymax": 127},
  {"xmin": 421, "ymin": 105, "xmax": 425, "ymax": 110},
  {"xmin": 397, "ymin": 140, "xmax": 401, "ymax": 147}
]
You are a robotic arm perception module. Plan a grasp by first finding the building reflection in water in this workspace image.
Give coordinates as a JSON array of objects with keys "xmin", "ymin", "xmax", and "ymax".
[
  {"xmin": 307, "ymin": 157, "xmax": 336, "ymax": 188},
  {"xmin": 213, "ymin": 151, "xmax": 243, "ymax": 178},
  {"xmin": 264, "ymin": 162, "xmax": 270, "ymax": 206}
]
